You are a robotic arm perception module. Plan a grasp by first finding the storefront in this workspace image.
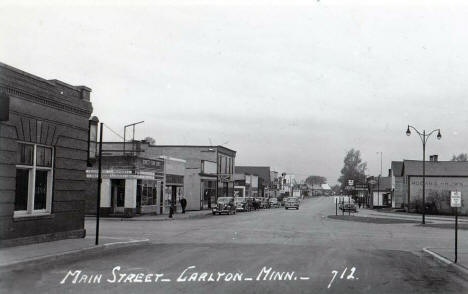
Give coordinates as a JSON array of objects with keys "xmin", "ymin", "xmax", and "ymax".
[
  {"xmin": 201, "ymin": 178, "xmax": 217, "ymax": 209},
  {"xmin": 161, "ymin": 156, "xmax": 186, "ymax": 214},
  {"xmin": 86, "ymin": 157, "xmax": 165, "ymax": 217}
]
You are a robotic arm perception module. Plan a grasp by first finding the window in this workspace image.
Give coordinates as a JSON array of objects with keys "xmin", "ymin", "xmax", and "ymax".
[{"xmin": 15, "ymin": 142, "xmax": 54, "ymax": 216}]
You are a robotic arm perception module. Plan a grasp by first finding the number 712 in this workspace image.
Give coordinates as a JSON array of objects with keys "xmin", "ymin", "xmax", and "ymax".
[{"xmin": 327, "ymin": 267, "xmax": 356, "ymax": 289}]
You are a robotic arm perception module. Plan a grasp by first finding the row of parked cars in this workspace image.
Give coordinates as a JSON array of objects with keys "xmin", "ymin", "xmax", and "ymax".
[{"xmin": 212, "ymin": 196, "xmax": 301, "ymax": 215}]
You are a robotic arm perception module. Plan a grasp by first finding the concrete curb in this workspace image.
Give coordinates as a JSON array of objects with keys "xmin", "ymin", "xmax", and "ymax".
[
  {"xmin": 422, "ymin": 247, "xmax": 468, "ymax": 276},
  {"xmin": 86, "ymin": 212, "xmax": 212, "ymax": 222},
  {"xmin": 0, "ymin": 238, "xmax": 150, "ymax": 273}
]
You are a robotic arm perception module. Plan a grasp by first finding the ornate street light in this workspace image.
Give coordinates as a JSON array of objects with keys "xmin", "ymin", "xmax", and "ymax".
[{"xmin": 406, "ymin": 125, "xmax": 442, "ymax": 224}]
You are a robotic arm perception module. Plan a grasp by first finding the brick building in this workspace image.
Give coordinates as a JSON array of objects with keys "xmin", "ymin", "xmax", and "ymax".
[{"xmin": 0, "ymin": 62, "xmax": 93, "ymax": 246}]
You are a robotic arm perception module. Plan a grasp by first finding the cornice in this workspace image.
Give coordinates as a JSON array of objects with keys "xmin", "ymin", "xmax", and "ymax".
[{"xmin": 0, "ymin": 84, "xmax": 92, "ymax": 118}]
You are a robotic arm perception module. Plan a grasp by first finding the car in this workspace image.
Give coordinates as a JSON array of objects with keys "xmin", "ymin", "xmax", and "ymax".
[
  {"xmin": 255, "ymin": 197, "xmax": 265, "ymax": 209},
  {"xmin": 269, "ymin": 198, "xmax": 280, "ymax": 208},
  {"xmin": 235, "ymin": 197, "xmax": 250, "ymax": 212},
  {"xmin": 285, "ymin": 197, "xmax": 300, "ymax": 210},
  {"xmin": 340, "ymin": 203, "xmax": 357, "ymax": 213},
  {"xmin": 212, "ymin": 197, "xmax": 236, "ymax": 215}
]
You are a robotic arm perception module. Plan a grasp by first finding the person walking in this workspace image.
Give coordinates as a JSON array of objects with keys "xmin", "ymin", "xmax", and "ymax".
[
  {"xmin": 180, "ymin": 197, "xmax": 187, "ymax": 214},
  {"xmin": 168, "ymin": 199, "xmax": 174, "ymax": 218}
]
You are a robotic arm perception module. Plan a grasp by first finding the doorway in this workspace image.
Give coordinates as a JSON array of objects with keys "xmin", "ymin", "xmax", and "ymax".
[{"xmin": 111, "ymin": 179, "xmax": 125, "ymax": 213}]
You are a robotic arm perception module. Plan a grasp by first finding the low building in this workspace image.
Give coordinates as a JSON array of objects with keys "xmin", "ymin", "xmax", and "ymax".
[
  {"xmin": 368, "ymin": 177, "xmax": 392, "ymax": 208},
  {"xmin": 0, "ymin": 62, "xmax": 93, "ymax": 246},
  {"xmin": 144, "ymin": 144, "xmax": 236, "ymax": 210},
  {"xmin": 235, "ymin": 166, "xmax": 271, "ymax": 197},
  {"xmin": 394, "ymin": 157, "xmax": 468, "ymax": 215},
  {"xmin": 391, "ymin": 161, "xmax": 404, "ymax": 208},
  {"xmin": 234, "ymin": 173, "xmax": 259, "ymax": 198},
  {"xmin": 85, "ymin": 142, "xmax": 186, "ymax": 217}
]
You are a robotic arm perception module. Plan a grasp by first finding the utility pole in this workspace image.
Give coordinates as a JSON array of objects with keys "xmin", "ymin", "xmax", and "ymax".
[{"xmin": 95, "ymin": 122, "xmax": 103, "ymax": 245}]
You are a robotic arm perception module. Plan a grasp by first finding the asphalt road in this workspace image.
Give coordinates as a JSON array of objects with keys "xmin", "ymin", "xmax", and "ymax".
[{"xmin": 1, "ymin": 196, "xmax": 468, "ymax": 293}]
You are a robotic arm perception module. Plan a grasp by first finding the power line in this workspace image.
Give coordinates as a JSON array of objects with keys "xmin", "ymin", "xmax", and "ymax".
[{"xmin": 103, "ymin": 123, "xmax": 124, "ymax": 140}]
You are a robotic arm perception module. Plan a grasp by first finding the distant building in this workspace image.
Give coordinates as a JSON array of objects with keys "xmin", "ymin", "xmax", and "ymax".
[
  {"xmin": 368, "ymin": 177, "xmax": 392, "ymax": 207},
  {"xmin": 233, "ymin": 173, "xmax": 258, "ymax": 198},
  {"xmin": 0, "ymin": 62, "xmax": 93, "ymax": 246},
  {"xmin": 144, "ymin": 144, "xmax": 236, "ymax": 210},
  {"xmin": 390, "ymin": 161, "xmax": 404, "ymax": 208},
  {"xmin": 393, "ymin": 157, "xmax": 468, "ymax": 215},
  {"xmin": 235, "ymin": 166, "xmax": 272, "ymax": 197}
]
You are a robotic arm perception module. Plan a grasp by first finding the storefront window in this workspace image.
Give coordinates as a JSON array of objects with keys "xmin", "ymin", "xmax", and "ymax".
[{"xmin": 140, "ymin": 180, "xmax": 157, "ymax": 206}]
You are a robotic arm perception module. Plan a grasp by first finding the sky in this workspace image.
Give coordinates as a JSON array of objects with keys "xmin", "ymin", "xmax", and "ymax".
[{"xmin": 2, "ymin": 0, "xmax": 468, "ymax": 184}]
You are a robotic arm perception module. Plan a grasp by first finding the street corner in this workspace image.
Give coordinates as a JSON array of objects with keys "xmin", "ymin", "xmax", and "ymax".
[
  {"xmin": 0, "ymin": 238, "xmax": 151, "ymax": 274},
  {"xmin": 422, "ymin": 248, "xmax": 468, "ymax": 277},
  {"xmin": 327, "ymin": 215, "xmax": 419, "ymax": 224}
]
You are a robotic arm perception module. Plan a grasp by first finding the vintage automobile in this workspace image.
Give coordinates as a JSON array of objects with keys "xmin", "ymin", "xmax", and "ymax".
[
  {"xmin": 269, "ymin": 197, "xmax": 280, "ymax": 208},
  {"xmin": 235, "ymin": 197, "xmax": 249, "ymax": 212},
  {"xmin": 340, "ymin": 203, "xmax": 357, "ymax": 213},
  {"xmin": 285, "ymin": 197, "xmax": 300, "ymax": 210},
  {"xmin": 212, "ymin": 197, "xmax": 236, "ymax": 215}
]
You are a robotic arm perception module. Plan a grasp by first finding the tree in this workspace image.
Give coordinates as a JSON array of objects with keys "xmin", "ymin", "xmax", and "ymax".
[
  {"xmin": 451, "ymin": 153, "xmax": 468, "ymax": 161},
  {"xmin": 144, "ymin": 136, "xmax": 156, "ymax": 145},
  {"xmin": 338, "ymin": 148, "xmax": 367, "ymax": 189},
  {"xmin": 305, "ymin": 175, "xmax": 327, "ymax": 186}
]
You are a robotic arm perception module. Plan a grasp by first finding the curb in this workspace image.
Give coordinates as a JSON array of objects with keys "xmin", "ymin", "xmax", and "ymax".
[
  {"xmin": 422, "ymin": 247, "xmax": 468, "ymax": 276},
  {"xmin": 0, "ymin": 238, "xmax": 150, "ymax": 273},
  {"xmin": 86, "ymin": 212, "xmax": 212, "ymax": 222}
]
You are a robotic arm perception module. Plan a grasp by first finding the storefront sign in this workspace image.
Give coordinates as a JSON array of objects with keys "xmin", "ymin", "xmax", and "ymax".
[{"xmin": 86, "ymin": 169, "xmax": 155, "ymax": 180}]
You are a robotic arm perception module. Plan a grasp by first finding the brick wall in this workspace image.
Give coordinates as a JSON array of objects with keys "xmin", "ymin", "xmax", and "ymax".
[{"xmin": 0, "ymin": 63, "xmax": 92, "ymax": 245}]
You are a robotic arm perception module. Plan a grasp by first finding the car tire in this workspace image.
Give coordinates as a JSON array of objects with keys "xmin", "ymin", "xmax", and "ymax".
[{"xmin": 212, "ymin": 212, "xmax": 215, "ymax": 215}]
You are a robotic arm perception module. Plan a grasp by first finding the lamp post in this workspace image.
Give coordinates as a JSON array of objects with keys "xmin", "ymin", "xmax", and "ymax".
[
  {"xmin": 406, "ymin": 125, "xmax": 442, "ymax": 224},
  {"xmin": 376, "ymin": 152, "xmax": 382, "ymax": 207}
]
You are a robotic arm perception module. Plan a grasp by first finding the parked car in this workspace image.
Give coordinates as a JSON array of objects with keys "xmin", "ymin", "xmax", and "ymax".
[
  {"xmin": 212, "ymin": 197, "xmax": 236, "ymax": 215},
  {"xmin": 235, "ymin": 197, "xmax": 251, "ymax": 212},
  {"xmin": 269, "ymin": 197, "xmax": 280, "ymax": 208},
  {"xmin": 255, "ymin": 197, "xmax": 265, "ymax": 209},
  {"xmin": 261, "ymin": 197, "xmax": 270, "ymax": 209},
  {"xmin": 340, "ymin": 203, "xmax": 357, "ymax": 213},
  {"xmin": 285, "ymin": 197, "xmax": 300, "ymax": 210}
]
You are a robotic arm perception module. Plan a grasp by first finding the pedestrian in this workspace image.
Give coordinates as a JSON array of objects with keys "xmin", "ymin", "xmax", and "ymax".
[
  {"xmin": 180, "ymin": 197, "xmax": 187, "ymax": 214},
  {"xmin": 168, "ymin": 199, "xmax": 174, "ymax": 218}
]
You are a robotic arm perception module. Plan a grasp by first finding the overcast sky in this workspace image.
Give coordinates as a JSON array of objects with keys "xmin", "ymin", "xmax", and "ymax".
[{"xmin": 2, "ymin": 0, "xmax": 468, "ymax": 184}]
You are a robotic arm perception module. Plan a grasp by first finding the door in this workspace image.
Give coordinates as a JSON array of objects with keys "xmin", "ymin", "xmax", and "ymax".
[
  {"xmin": 111, "ymin": 179, "xmax": 125, "ymax": 213},
  {"xmin": 171, "ymin": 186, "xmax": 177, "ymax": 213}
]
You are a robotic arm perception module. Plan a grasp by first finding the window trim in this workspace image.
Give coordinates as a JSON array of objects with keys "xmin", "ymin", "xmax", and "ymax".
[{"xmin": 14, "ymin": 142, "xmax": 54, "ymax": 218}]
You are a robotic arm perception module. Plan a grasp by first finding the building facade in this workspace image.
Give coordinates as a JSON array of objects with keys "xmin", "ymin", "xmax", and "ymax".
[
  {"xmin": 144, "ymin": 144, "xmax": 236, "ymax": 210},
  {"xmin": 394, "ymin": 159, "xmax": 468, "ymax": 215},
  {"xmin": 85, "ymin": 142, "xmax": 186, "ymax": 217},
  {"xmin": 0, "ymin": 62, "xmax": 93, "ymax": 246}
]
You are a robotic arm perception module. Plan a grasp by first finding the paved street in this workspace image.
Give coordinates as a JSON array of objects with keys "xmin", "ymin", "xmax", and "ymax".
[{"xmin": 1, "ymin": 196, "xmax": 468, "ymax": 293}]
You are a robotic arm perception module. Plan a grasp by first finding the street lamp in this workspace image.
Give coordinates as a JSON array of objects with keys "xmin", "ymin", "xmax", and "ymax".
[{"xmin": 406, "ymin": 125, "xmax": 442, "ymax": 224}]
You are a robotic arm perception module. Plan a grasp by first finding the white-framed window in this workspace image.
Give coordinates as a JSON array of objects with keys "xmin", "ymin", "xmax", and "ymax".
[{"xmin": 14, "ymin": 142, "xmax": 54, "ymax": 217}]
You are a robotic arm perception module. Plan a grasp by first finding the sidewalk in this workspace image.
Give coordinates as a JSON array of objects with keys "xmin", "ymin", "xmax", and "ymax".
[
  {"xmin": 423, "ymin": 247, "xmax": 468, "ymax": 276},
  {"xmin": 0, "ymin": 236, "xmax": 149, "ymax": 273},
  {"xmin": 86, "ymin": 210, "xmax": 212, "ymax": 222},
  {"xmin": 356, "ymin": 208, "xmax": 468, "ymax": 224}
]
